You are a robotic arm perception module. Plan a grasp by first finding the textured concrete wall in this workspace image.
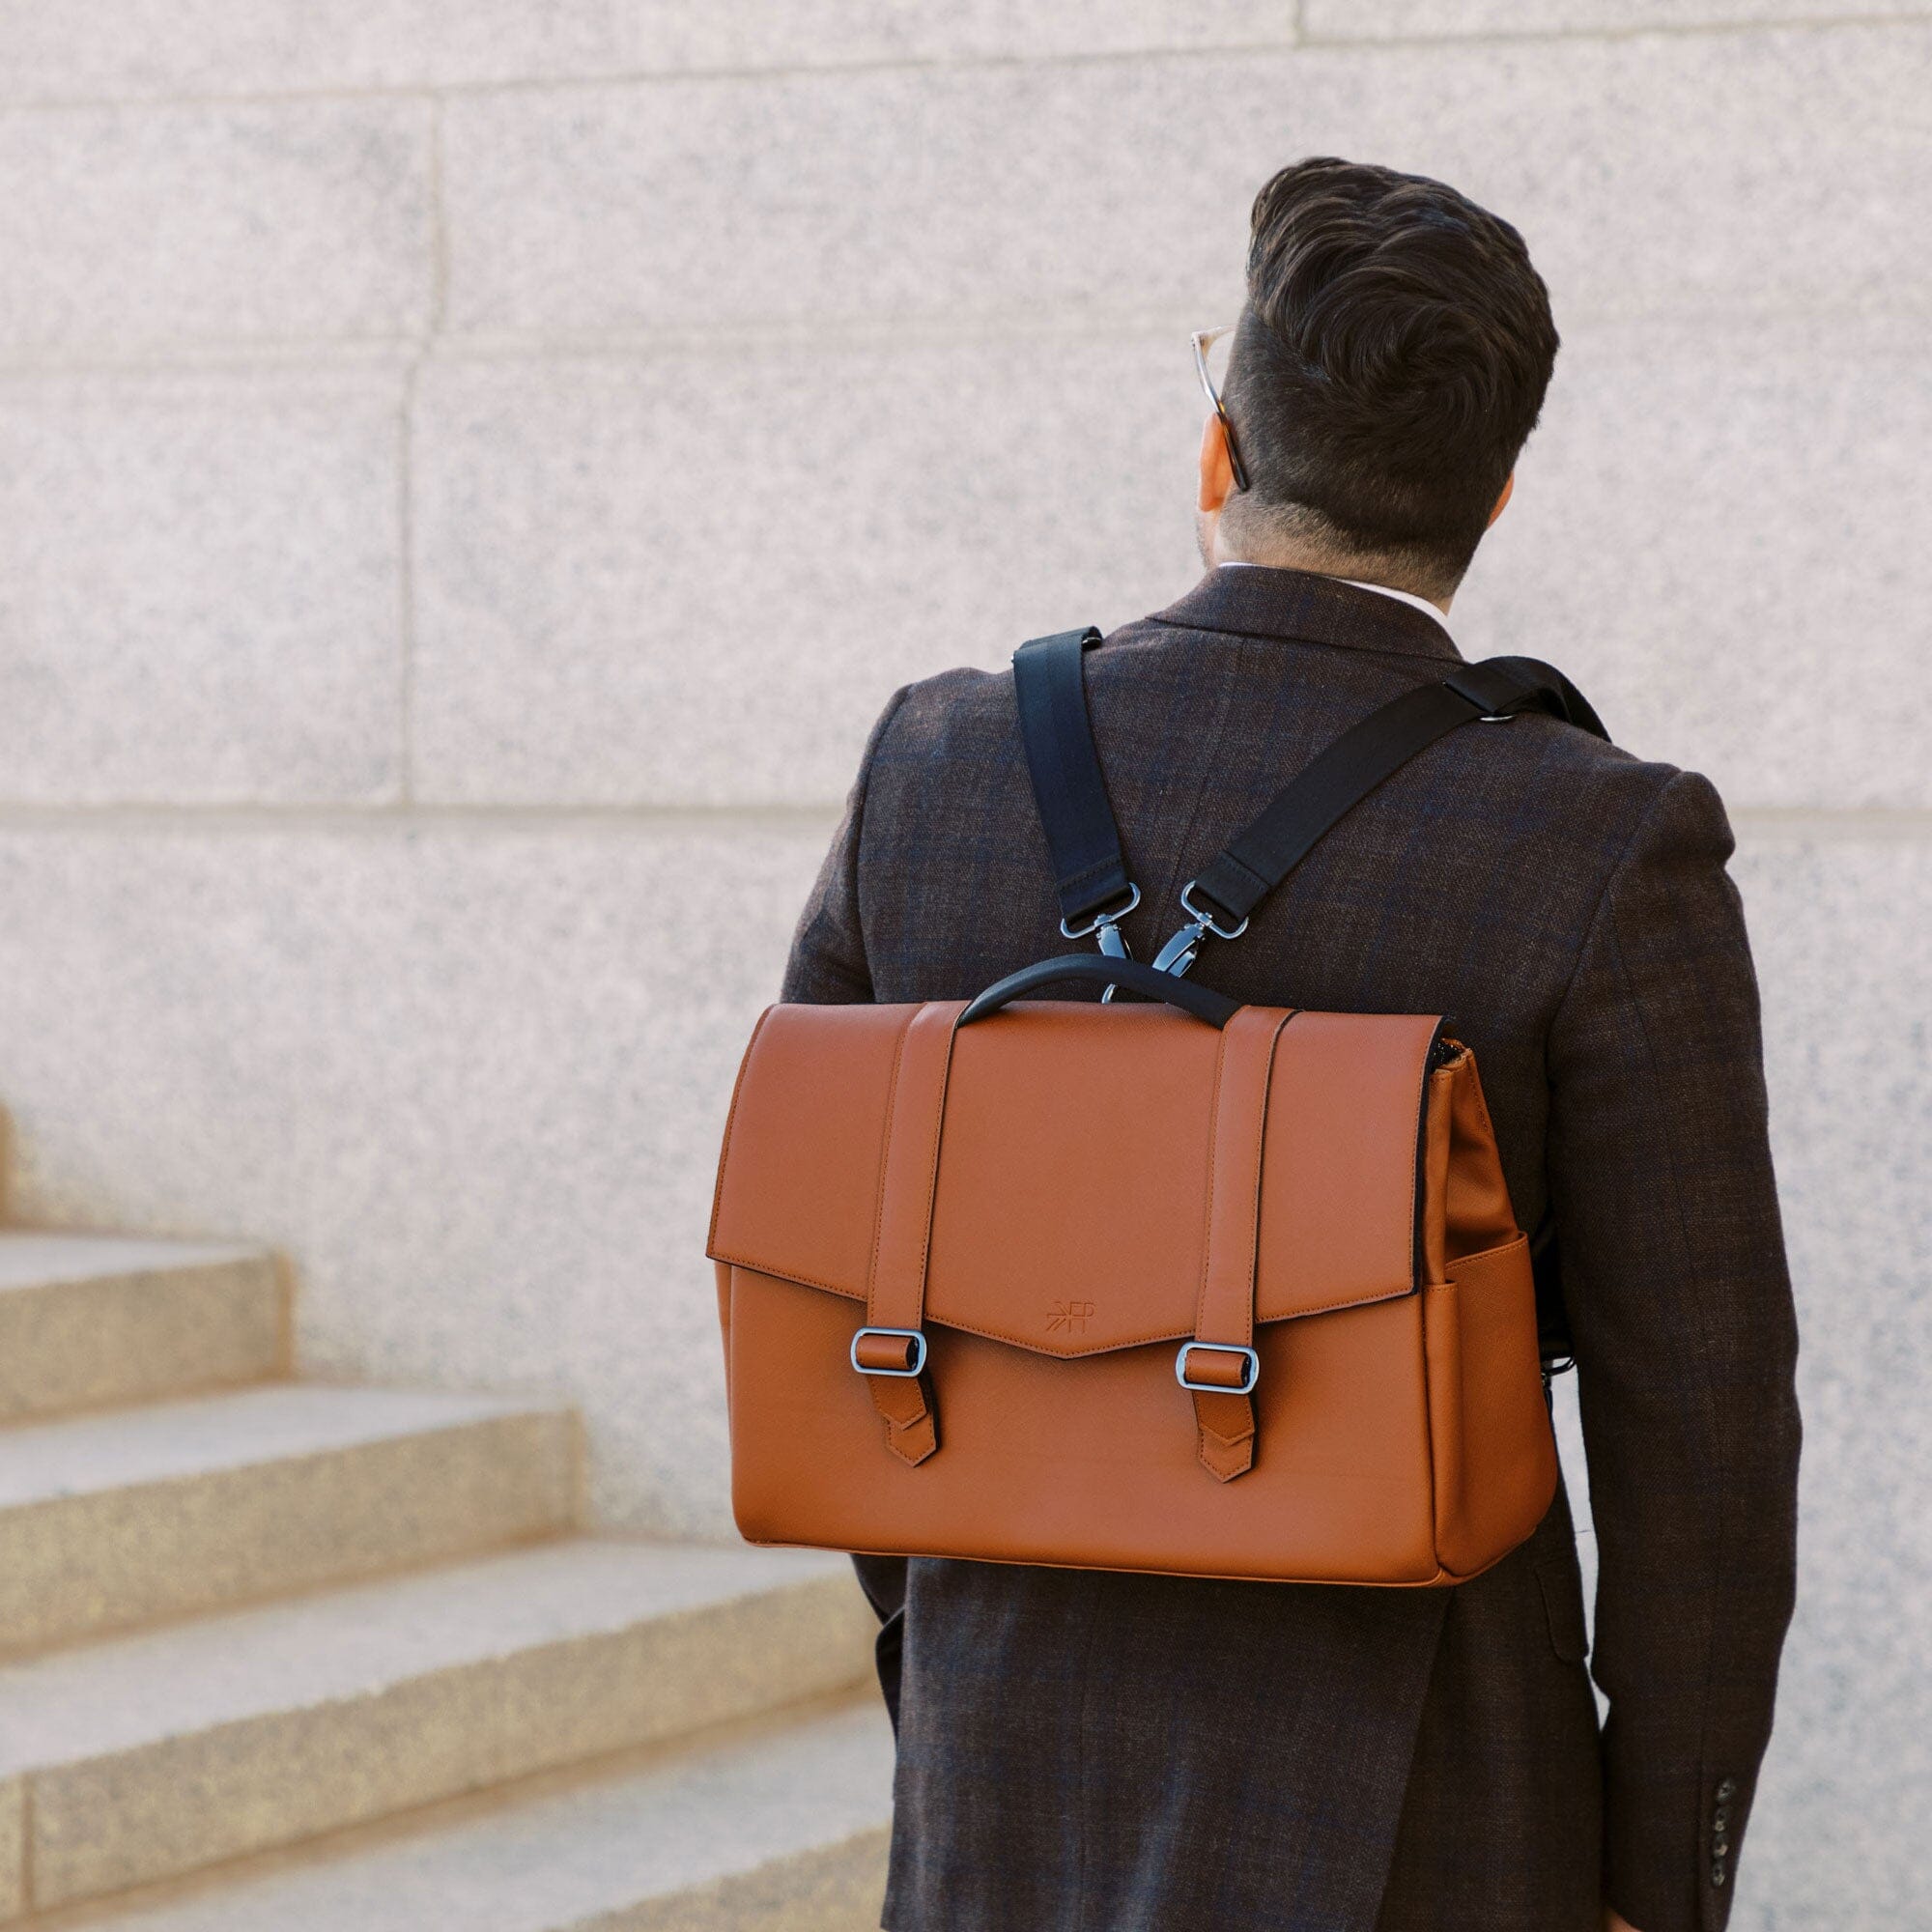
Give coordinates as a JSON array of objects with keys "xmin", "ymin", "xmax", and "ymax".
[{"xmin": 0, "ymin": 9, "xmax": 1926, "ymax": 1923}]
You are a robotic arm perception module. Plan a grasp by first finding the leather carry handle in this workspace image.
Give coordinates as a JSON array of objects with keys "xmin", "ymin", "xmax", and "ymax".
[{"xmin": 959, "ymin": 955, "xmax": 1241, "ymax": 1028}]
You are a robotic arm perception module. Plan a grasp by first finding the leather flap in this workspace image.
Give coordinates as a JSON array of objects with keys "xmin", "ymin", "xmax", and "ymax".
[{"xmin": 708, "ymin": 999, "xmax": 1441, "ymax": 1357}]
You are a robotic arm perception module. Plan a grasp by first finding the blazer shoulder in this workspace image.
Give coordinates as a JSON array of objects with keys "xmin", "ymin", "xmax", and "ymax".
[
  {"xmin": 871, "ymin": 663, "xmax": 1016, "ymax": 763},
  {"xmin": 876, "ymin": 613, "xmax": 1179, "ymax": 756},
  {"xmin": 1486, "ymin": 697, "xmax": 1701, "ymax": 820}
]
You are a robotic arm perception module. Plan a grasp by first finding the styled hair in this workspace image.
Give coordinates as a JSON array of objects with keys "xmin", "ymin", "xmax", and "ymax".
[{"xmin": 1219, "ymin": 156, "xmax": 1559, "ymax": 590}]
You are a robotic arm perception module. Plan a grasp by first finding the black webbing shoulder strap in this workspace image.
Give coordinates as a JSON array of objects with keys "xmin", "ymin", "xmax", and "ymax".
[
  {"xmin": 1011, "ymin": 627, "xmax": 1138, "ymax": 934},
  {"xmin": 1186, "ymin": 655, "xmax": 1606, "ymax": 932},
  {"xmin": 1013, "ymin": 635, "xmax": 1607, "ymax": 937}
]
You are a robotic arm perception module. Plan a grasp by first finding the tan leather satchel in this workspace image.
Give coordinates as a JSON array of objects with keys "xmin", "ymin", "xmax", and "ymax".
[{"xmin": 707, "ymin": 632, "xmax": 1606, "ymax": 1585}]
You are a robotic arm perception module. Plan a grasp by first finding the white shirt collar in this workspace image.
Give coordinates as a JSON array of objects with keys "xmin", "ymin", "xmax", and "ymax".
[{"xmin": 1216, "ymin": 560, "xmax": 1452, "ymax": 637}]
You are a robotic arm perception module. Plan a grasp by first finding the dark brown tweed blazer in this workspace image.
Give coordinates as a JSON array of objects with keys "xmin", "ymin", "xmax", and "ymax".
[{"xmin": 779, "ymin": 566, "xmax": 1801, "ymax": 1932}]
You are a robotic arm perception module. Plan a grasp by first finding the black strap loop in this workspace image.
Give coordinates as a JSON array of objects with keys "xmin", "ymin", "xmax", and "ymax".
[
  {"xmin": 960, "ymin": 955, "xmax": 1241, "ymax": 1029},
  {"xmin": 1444, "ymin": 655, "xmax": 1605, "ymax": 736},
  {"xmin": 1012, "ymin": 629, "xmax": 1137, "ymax": 933}
]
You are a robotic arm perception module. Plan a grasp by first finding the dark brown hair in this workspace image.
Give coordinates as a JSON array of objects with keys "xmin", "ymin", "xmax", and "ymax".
[{"xmin": 1222, "ymin": 156, "xmax": 1559, "ymax": 586}]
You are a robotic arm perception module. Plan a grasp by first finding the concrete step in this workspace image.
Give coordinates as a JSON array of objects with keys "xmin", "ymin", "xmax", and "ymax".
[
  {"xmin": 0, "ymin": 1540, "xmax": 874, "ymax": 1916},
  {"xmin": 23, "ymin": 1698, "xmax": 895, "ymax": 1932},
  {"xmin": 0, "ymin": 1385, "xmax": 578, "ymax": 1655},
  {"xmin": 0, "ymin": 1235, "xmax": 284, "ymax": 1425}
]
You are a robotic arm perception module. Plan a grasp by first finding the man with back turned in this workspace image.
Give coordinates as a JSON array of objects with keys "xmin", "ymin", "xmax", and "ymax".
[{"xmin": 782, "ymin": 156, "xmax": 1801, "ymax": 1932}]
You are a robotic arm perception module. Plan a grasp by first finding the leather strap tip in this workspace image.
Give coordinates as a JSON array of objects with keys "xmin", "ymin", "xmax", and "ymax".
[
  {"xmin": 1191, "ymin": 1384, "xmax": 1256, "ymax": 1481},
  {"xmin": 867, "ymin": 1371, "xmax": 939, "ymax": 1466},
  {"xmin": 1197, "ymin": 1433, "xmax": 1255, "ymax": 1482},
  {"xmin": 890, "ymin": 1425, "xmax": 939, "ymax": 1467}
]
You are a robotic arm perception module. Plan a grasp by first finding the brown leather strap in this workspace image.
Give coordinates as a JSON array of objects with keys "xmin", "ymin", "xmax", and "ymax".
[
  {"xmin": 860, "ymin": 1001, "xmax": 965, "ymax": 1464},
  {"xmin": 1190, "ymin": 1007, "xmax": 1296, "ymax": 1481}
]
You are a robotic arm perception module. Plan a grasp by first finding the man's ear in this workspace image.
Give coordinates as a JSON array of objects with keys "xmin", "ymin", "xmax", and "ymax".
[
  {"xmin": 1198, "ymin": 413, "xmax": 1236, "ymax": 516},
  {"xmin": 1486, "ymin": 471, "xmax": 1515, "ymax": 527}
]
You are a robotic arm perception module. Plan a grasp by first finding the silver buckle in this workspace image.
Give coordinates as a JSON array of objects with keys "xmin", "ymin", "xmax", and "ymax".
[
  {"xmin": 1060, "ymin": 882, "xmax": 1141, "ymax": 941},
  {"xmin": 1175, "ymin": 1340, "xmax": 1260, "ymax": 1394},
  {"xmin": 1178, "ymin": 879, "xmax": 1249, "ymax": 941},
  {"xmin": 850, "ymin": 1325, "xmax": 928, "ymax": 1378}
]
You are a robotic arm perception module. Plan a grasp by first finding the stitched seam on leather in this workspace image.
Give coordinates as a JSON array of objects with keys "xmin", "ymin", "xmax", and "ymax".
[
  {"xmin": 1192, "ymin": 1019, "xmax": 1235, "ymax": 1344},
  {"xmin": 812, "ymin": 1534, "xmax": 1455, "ymax": 1587},
  {"xmin": 1402, "ymin": 1018, "xmax": 1441, "ymax": 1292},
  {"xmin": 702, "ymin": 1253, "xmax": 856, "ymax": 1296},
  {"xmin": 919, "ymin": 1287, "xmax": 1414, "ymax": 1350},
  {"xmin": 1413, "ymin": 1019, "xmax": 1448, "ymax": 1568},
  {"xmin": 1461, "ymin": 1051, "xmax": 1501, "ymax": 1150},
  {"xmin": 705, "ymin": 1004, "xmax": 778, "ymax": 1256},
  {"xmin": 1250, "ymin": 1280, "xmax": 1413, "ymax": 1321},
  {"xmin": 904, "ymin": 1009, "xmax": 964, "ymax": 1328},
  {"xmin": 1235, "ymin": 1011, "xmax": 1295, "ymax": 1346},
  {"xmin": 1443, "ymin": 1232, "xmax": 1529, "ymax": 1284},
  {"xmin": 863, "ymin": 1009, "xmax": 918, "ymax": 1321},
  {"xmin": 700, "ymin": 1255, "xmax": 1418, "ymax": 1340},
  {"xmin": 1414, "ymin": 1280, "xmax": 1444, "ymax": 1572}
]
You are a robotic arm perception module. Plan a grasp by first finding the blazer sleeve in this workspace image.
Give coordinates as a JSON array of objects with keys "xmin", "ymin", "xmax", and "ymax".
[
  {"xmin": 1545, "ymin": 769, "xmax": 1801, "ymax": 1932},
  {"xmin": 777, "ymin": 686, "xmax": 913, "ymax": 1722},
  {"xmin": 779, "ymin": 686, "xmax": 909, "ymax": 1007}
]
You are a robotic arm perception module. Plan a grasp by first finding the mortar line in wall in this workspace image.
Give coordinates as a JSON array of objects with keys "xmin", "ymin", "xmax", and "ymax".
[
  {"xmin": 0, "ymin": 804, "xmax": 1921, "ymax": 839},
  {"xmin": 370, "ymin": 298, "xmax": 1932, "ymax": 362},
  {"xmin": 392, "ymin": 99, "xmax": 451, "ymax": 808},
  {"xmin": 1730, "ymin": 807, "xmax": 1932, "ymax": 838},
  {"xmin": 4, "ymin": 294, "xmax": 1931, "ymax": 384},
  {"xmin": 0, "ymin": 46, "xmax": 1286, "ymax": 115},
  {"xmin": 396, "ymin": 368, "xmax": 420, "ymax": 808},
  {"xmin": 0, "ymin": 338, "xmax": 420, "ymax": 378},
  {"xmin": 424, "ymin": 97, "xmax": 452, "ymax": 342},
  {"xmin": 0, "ymin": 803, "xmax": 848, "ymax": 834},
  {"xmin": 1294, "ymin": 9, "xmax": 1930, "ymax": 51},
  {"xmin": 0, "ymin": 11, "xmax": 1923, "ymax": 115}
]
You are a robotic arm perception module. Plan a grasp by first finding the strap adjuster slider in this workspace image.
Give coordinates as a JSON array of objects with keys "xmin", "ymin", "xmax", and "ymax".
[
  {"xmin": 850, "ymin": 1325, "xmax": 928, "ymax": 1378},
  {"xmin": 1175, "ymin": 1341, "xmax": 1260, "ymax": 1394}
]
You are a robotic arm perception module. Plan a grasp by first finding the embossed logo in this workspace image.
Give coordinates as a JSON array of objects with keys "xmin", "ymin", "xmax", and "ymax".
[{"xmin": 1046, "ymin": 1299, "xmax": 1096, "ymax": 1334}]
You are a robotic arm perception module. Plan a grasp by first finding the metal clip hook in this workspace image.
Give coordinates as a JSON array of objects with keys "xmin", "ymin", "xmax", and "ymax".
[
  {"xmin": 1150, "ymin": 919, "xmax": 1208, "ymax": 980},
  {"xmin": 1096, "ymin": 915, "xmax": 1132, "ymax": 1002}
]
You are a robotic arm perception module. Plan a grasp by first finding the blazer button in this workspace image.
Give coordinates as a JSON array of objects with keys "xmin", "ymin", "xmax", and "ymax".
[
  {"xmin": 1713, "ymin": 1806, "xmax": 1730, "ymax": 1829},
  {"xmin": 1713, "ymin": 1838, "xmax": 1729, "ymax": 1857},
  {"xmin": 1712, "ymin": 1864, "xmax": 1729, "ymax": 1888},
  {"xmin": 1716, "ymin": 1777, "xmax": 1738, "ymax": 1801}
]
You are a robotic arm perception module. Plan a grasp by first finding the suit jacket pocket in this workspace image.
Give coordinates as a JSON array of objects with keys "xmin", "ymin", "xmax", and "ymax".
[
  {"xmin": 875, "ymin": 1604, "xmax": 905, "ymax": 1735},
  {"xmin": 1536, "ymin": 1552, "xmax": 1590, "ymax": 1664}
]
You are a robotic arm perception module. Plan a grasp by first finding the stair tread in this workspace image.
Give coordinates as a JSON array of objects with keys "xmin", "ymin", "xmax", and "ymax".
[
  {"xmin": 0, "ymin": 1539, "xmax": 850, "ymax": 1774},
  {"xmin": 43, "ymin": 1699, "xmax": 894, "ymax": 1932},
  {"xmin": 0, "ymin": 1233, "xmax": 266, "ymax": 1293},
  {"xmin": 0, "ymin": 1383, "xmax": 565, "ymax": 1507}
]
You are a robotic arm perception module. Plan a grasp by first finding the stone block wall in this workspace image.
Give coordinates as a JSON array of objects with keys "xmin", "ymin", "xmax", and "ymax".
[{"xmin": 0, "ymin": 9, "xmax": 1925, "ymax": 1921}]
